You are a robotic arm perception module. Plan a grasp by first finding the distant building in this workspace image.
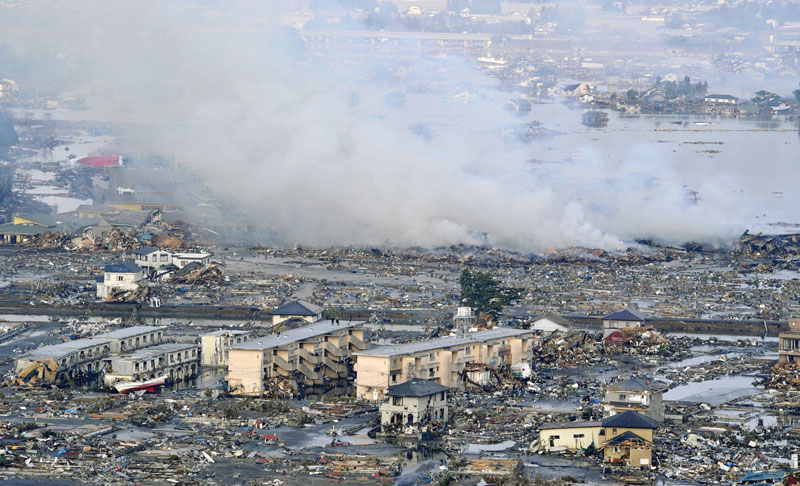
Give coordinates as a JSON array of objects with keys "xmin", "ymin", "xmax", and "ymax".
[
  {"xmin": 97, "ymin": 262, "xmax": 144, "ymax": 299},
  {"xmin": 602, "ymin": 309, "xmax": 646, "ymax": 338},
  {"xmin": 779, "ymin": 317, "xmax": 800, "ymax": 363},
  {"xmin": 380, "ymin": 379, "xmax": 450, "ymax": 432},
  {"xmin": 530, "ymin": 312, "xmax": 572, "ymax": 334},
  {"xmin": 201, "ymin": 329, "xmax": 256, "ymax": 367},
  {"xmin": 75, "ymin": 155, "xmax": 123, "ymax": 168},
  {"xmin": 603, "ymin": 377, "xmax": 667, "ymax": 423},
  {"xmin": 270, "ymin": 300, "xmax": 324, "ymax": 326},
  {"xmin": 704, "ymin": 94, "xmax": 737, "ymax": 105}
]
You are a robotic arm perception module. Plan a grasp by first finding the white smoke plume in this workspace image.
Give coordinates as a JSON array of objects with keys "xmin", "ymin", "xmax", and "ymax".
[{"xmin": 3, "ymin": 1, "xmax": 794, "ymax": 251}]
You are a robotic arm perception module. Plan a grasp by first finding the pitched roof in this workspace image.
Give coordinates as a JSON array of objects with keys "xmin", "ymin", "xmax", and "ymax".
[
  {"xmin": 104, "ymin": 261, "xmax": 143, "ymax": 273},
  {"xmin": 605, "ymin": 430, "xmax": 651, "ymax": 446},
  {"xmin": 602, "ymin": 410, "xmax": 658, "ymax": 429},
  {"xmin": 532, "ymin": 312, "xmax": 572, "ymax": 328},
  {"xmin": 271, "ymin": 300, "xmax": 323, "ymax": 317},
  {"xmin": 385, "ymin": 379, "xmax": 450, "ymax": 397},
  {"xmin": 608, "ymin": 377, "xmax": 667, "ymax": 392},
  {"xmin": 603, "ymin": 309, "xmax": 647, "ymax": 322},
  {"xmin": 134, "ymin": 246, "xmax": 161, "ymax": 255},
  {"xmin": 539, "ymin": 421, "xmax": 601, "ymax": 430}
]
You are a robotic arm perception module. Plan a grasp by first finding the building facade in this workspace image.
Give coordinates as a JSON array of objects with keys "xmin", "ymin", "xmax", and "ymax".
[
  {"xmin": 103, "ymin": 342, "xmax": 199, "ymax": 385},
  {"xmin": 779, "ymin": 317, "xmax": 800, "ymax": 363},
  {"xmin": 227, "ymin": 320, "xmax": 368, "ymax": 395},
  {"xmin": 354, "ymin": 327, "xmax": 536, "ymax": 401},
  {"xmin": 380, "ymin": 379, "xmax": 449, "ymax": 432},
  {"xmin": 97, "ymin": 262, "xmax": 144, "ymax": 299},
  {"xmin": 201, "ymin": 329, "xmax": 256, "ymax": 367},
  {"xmin": 603, "ymin": 377, "xmax": 666, "ymax": 423},
  {"xmin": 602, "ymin": 309, "xmax": 646, "ymax": 338}
]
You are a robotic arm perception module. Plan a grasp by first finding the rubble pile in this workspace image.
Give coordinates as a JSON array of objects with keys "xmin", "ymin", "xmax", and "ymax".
[
  {"xmin": 170, "ymin": 262, "xmax": 226, "ymax": 286},
  {"xmin": 21, "ymin": 230, "xmax": 70, "ymax": 249},
  {"xmin": 604, "ymin": 326, "xmax": 688, "ymax": 357},
  {"xmin": 532, "ymin": 331, "xmax": 604, "ymax": 369},
  {"xmin": 762, "ymin": 361, "xmax": 800, "ymax": 390},
  {"xmin": 735, "ymin": 231, "xmax": 800, "ymax": 256}
]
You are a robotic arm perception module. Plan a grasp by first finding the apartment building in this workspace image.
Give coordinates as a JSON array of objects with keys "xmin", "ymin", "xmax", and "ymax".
[
  {"xmin": 201, "ymin": 329, "xmax": 256, "ymax": 367},
  {"xmin": 15, "ymin": 338, "xmax": 111, "ymax": 380},
  {"xmin": 354, "ymin": 327, "xmax": 536, "ymax": 401},
  {"xmin": 97, "ymin": 326, "xmax": 165, "ymax": 354},
  {"xmin": 227, "ymin": 319, "xmax": 368, "ymax": 395},
  {"xmin": 104, "ymin": 342, "xmax": 199, "ymax": 385},
  {"xmin": 779, "ymin": 317, "xmax": 800, "ymax": 363}
]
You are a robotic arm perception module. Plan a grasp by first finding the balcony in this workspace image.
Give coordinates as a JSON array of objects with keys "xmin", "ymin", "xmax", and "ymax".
[{"xmin": 296, "ymin": 348, "xmax": 321, "ymax": 365}]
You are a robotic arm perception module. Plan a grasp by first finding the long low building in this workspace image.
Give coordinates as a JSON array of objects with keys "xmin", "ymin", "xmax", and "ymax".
[
  {"xmin": 15, "ymin": 338, "xmax": 112, "ymax": 381},
  {"xmin": 104, "ymin": 342, "xmax": 199, "ymax": 385},
  {"xmin": 226, "ymin": 319, "xmax": 368, "ymax": 395},
  {"xmin": 97, "ymin": 326, "xmax": 165, "ymax": 354},
  {"xmin": 354, "ymin": 327, "xmax": 536, "ymax": 401}
]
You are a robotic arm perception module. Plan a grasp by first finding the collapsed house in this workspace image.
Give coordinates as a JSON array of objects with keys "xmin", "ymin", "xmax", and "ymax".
[{"xmin": 200, "ymin": 329, "xmax": 256, "ymax": 367}]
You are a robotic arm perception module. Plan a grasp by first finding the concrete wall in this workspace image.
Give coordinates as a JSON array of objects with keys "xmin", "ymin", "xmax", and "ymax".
[{"xmin": 227, "ymin": 348, "xmax": 266, "ymax": 395}]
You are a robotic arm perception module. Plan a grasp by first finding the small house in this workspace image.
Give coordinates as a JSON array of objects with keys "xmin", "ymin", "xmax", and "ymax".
[
  {"xmin": 97, "ymin": 262, "xmax": 144, "ymax": 299},
  {"xmin": 603, "ymin": 377, "xmax": 667, "ymax": 422},
  {"xmin": 530, "ymin": 312, "xmax": 572, "ymax": 334},
  {"xmin": 380, "ymin": 379, "xmax": 449, "ymax": 432},
  {"xmin": 602, "ymin": 309, "xmax": 646, "ymax": 338},
  {"xmin": 270, "ymin": 300, "xmax": 324, "ymax": 326},
  {"xmin": 601, "ymin": 410, "xmax": 658, "ymax": 468},
  {"xmin": 134, "ymin": 247, "xmax": 173, "ymax": 274}
]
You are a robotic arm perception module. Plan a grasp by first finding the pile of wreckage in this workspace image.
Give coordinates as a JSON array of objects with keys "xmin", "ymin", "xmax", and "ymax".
[
  {"xmin": 762, "ymin": 361, "xmax": 800, "ymax": 390},
  {"xmin": 604, "ymin": 326, "xmax": 687, "ymax": 357},
  {"xmin": 169, "ymin": 261, "xmax": 226, "ymax": 286},
  {"xmin": 734, "ymin": 230, "xmax": 800, "ymax": 256},
  {"xmin": 532, "ymin": 331, "xmax": 604, "ymax": 369}
]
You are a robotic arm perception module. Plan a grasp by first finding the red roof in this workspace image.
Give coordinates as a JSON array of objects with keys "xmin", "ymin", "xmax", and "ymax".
[{"xmin": 76, "ymin": 156, "xmax": 121, "ymax": 167}]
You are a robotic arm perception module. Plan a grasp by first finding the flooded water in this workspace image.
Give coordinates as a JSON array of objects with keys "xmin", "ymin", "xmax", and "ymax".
[{"xmin": 662, "ymin": 375, "xmax": 760, "ymax": 405}]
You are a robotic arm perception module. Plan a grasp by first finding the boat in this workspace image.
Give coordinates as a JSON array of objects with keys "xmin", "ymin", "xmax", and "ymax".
[{"xmin": 111, "ymin": 374, "xmax": 168, "ymax": 394}]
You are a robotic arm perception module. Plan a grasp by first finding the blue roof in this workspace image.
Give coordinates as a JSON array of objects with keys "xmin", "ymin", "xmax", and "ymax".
[
  {"xmin": 104, "ymin": 261, "xmax": 142, "ymax": 273},
  {"xmin": 602, "ymin": 410, "xmax": 658, "ymax": 429},
  {"xmin": 736, "ymin": 470, "xmax": 790, "ymax": 485},
  {"xmin": 134, "ymin": 246, "xmax": 160, "ymax": 255},
  {"xmin": 271, "ymin": 300, "xmax": 323, "ymax": 316}
]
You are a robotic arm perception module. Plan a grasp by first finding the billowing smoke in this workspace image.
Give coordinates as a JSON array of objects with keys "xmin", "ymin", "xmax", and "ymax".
[{"xmin": 1, "ymin": 1, "xmax": 793, "ymax": 251}]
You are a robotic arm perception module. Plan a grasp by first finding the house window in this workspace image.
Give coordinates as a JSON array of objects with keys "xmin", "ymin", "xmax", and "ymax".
[
  {"xmin": 619, "ymin": 394, "xmax": 626, "ymax": 400},
  {"xmin": 142, "ymin": 255, "xmax": 148, "ymax": 262},
  {"xmin": 161, "ymin": 254, "xmax": 168, "ymax": 262},
  {"xmin": 573, "ymin": 433, "xmax": 585, "ymax": 438},
  {"xmin": 117, "ymin": 276, "xmax": 124, "ymax": 281},
  {"xmin": 393, "ymin": 397, "xmax": 401, "ymax": 406},
  {"xmin": 612, "ymin": 428, "xmax": 617, "ymax": 435},
  {"xmin": 440, "ymin": 392, "xmax": 445, "ymax": 400}
]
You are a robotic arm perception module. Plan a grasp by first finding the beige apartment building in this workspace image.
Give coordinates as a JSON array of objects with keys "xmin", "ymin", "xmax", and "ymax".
[
  {"xmin": 354, "ymin": 327, "xmax": 536, "ymax": 401},
  {"xmin": 227, "ymin": 319, "xmax": 368, "ymax": 395},
  {"xmin": 201, "ymin": 329, "xmax": 256, "ymax": 367}
]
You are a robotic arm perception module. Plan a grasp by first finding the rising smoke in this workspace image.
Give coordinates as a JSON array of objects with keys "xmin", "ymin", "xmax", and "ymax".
[{"xmin": 3, "ymin": 1, "xmax": 790, "ymax": 251}]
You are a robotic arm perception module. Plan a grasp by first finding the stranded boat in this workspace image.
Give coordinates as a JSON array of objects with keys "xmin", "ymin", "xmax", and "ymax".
[{"xmin": 111, "ymin": 374, "xmax": 168, "ymax": 394}]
